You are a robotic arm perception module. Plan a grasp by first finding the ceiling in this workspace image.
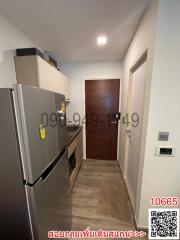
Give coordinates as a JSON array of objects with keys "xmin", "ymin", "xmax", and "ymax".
[{"xmin": 0, "ymin": 0, "xmax": 149, "ymax": 62}]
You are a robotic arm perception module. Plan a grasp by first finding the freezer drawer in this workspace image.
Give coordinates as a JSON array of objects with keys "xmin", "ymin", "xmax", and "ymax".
[
  {"xmin": 14, "ymin": 84, "xmax": 66, "ymax": 184},
  {"xmin": 27, "ymin": 150, "xmax": 71, "ymax": 240}
]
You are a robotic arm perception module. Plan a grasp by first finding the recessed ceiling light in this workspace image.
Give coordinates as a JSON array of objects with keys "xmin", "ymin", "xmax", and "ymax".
[{"xmin": 97, "ymin": 36, "xmax": 107, "ymax": 46}]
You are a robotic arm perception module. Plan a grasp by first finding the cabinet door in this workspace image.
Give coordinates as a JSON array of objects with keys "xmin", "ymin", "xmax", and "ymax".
[
  {"xmin": 37, "ymin": 56, "xmax": 70, "ymax": 99},
  {"xmin": 14, "ymin": 56, "xmax": 39, "ymax": 87},
  {"xmin": 58, "ymin": 71, "xmax": 70, "ymax": 99}
]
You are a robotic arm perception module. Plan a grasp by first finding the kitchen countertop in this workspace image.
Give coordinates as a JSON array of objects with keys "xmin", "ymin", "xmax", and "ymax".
[{"xmin": 66, "ymin": 125, "xmax": 83, "ymax": 145}]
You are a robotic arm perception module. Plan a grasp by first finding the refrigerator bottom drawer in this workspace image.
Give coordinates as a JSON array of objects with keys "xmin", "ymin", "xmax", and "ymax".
[{"xmin": 26, "ymin": 151, "xmax": 71, "ymax": 240}]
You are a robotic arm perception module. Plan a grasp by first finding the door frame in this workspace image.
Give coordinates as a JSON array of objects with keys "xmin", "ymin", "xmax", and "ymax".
[
  {"xmin": 82, "ymin": 78, "xmax": 121, "ymax": 160},
  {"xmin": 124, "ymin": 50, "xmax": 148, "ymax": 211}
]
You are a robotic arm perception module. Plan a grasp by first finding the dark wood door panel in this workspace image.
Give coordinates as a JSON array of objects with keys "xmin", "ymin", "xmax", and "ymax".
[
  {"xmin": 86, "ymin": 135, "xmax": 112, "ymax": 143},
  {"xmin": 86, "ymin": 97, "xmax": 111, "ymax": 112},
  {"xmin": 85, "ymin": 79, "xmax": 120, "ymax": 160}
]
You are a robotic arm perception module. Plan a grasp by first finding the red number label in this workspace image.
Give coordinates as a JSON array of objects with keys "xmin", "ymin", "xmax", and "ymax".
[{"xmin": 150, "ymin": 197, "xmax": 179, "ymax": 207}]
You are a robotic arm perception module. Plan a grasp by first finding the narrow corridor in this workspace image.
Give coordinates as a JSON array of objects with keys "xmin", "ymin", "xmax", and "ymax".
[{"xmin": 70, "ymin": 160, "xmax": 147, "ymax": 239}]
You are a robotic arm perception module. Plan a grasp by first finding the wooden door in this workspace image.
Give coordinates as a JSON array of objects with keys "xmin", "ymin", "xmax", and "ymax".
[{"xmin": 85, "ymin": 79, "xmax": 120, "ymax": 160}]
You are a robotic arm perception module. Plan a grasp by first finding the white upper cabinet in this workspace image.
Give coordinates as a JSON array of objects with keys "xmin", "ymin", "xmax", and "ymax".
[{"xmin": 14, "ymin": 55, "xmax": 70, "ymax": 100}]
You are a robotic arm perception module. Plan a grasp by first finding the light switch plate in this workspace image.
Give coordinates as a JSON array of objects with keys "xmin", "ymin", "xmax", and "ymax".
[{"xmin": 158, "ymin": 132, "xmax": 169, "ymax": 141}]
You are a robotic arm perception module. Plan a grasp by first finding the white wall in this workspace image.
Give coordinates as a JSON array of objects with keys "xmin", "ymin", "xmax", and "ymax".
[
  {"xmin": 119, "ymin": 0, "xmax": 159, "ymax": 224},
  {"xmin": 121, "ymin": 0, "xmax": 180, "ymax": 229},
  {"xmin": 61, "ymin": 61, "xmax": 122, "ymax": 121},
  {"xmin": 0, "ymin": 13, "xmax": 36, "ymax": 88},
  {"xmin": 61, "ymin": 61, "xmax": 122, "ymax": 158},
  {"xmin": 138, "ymin": 0, "xmax": 180, "ymax": 227}
]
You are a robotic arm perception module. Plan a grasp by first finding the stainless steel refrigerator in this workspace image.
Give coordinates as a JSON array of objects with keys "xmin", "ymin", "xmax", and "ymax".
[{"xmin": 0, "ymin": 85, "xmax": 71, "ymax": 240}]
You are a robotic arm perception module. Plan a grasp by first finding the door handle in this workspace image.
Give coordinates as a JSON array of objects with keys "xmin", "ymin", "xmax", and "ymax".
[{"xmin": 110, "ymin": 121, "xmax": 117, "ymax": 124}]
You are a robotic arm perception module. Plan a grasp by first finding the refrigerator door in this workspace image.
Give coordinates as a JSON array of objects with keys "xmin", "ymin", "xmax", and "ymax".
[
  {"xmin": 55, "ymin": 93, "xmax": 66, "ymax": 153},
  {"xmin": 27, "ymin": 150, "xmax": 71, "ymax": 240},
  {"xmin": 0, "ymin": 89, "xmax": 32, "ymax": 239},
  {"xmin": 14, "ymin": 84, "xmax": 66, "ymax": 184}
]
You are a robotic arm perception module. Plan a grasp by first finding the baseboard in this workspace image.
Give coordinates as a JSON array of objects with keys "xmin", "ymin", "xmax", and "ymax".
[
  {"xmin": 123, "ymin": 176, "xmax": 149, "ymax": 232},
  {"xmin": 124, "ymin": 177, "xmax": 135, "ymax": 211},
  {"xmin": 134, "ymin": 215, "xmax": 148, "ymax": 232},
  {"xmin": 116, "ymin": 161, "xmax": 149, "ymax": 232}
]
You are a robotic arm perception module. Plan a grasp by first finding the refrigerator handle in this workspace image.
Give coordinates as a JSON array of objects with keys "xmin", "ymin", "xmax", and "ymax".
[{"xmin": 41, "ymin": 148, "xmax": 66, "ymax": 181}]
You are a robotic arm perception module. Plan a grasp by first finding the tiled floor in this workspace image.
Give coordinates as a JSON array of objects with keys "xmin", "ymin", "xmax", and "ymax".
[{"xmin": 69, "ymin": 159, "xmax": 147, "ymax": 239}]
